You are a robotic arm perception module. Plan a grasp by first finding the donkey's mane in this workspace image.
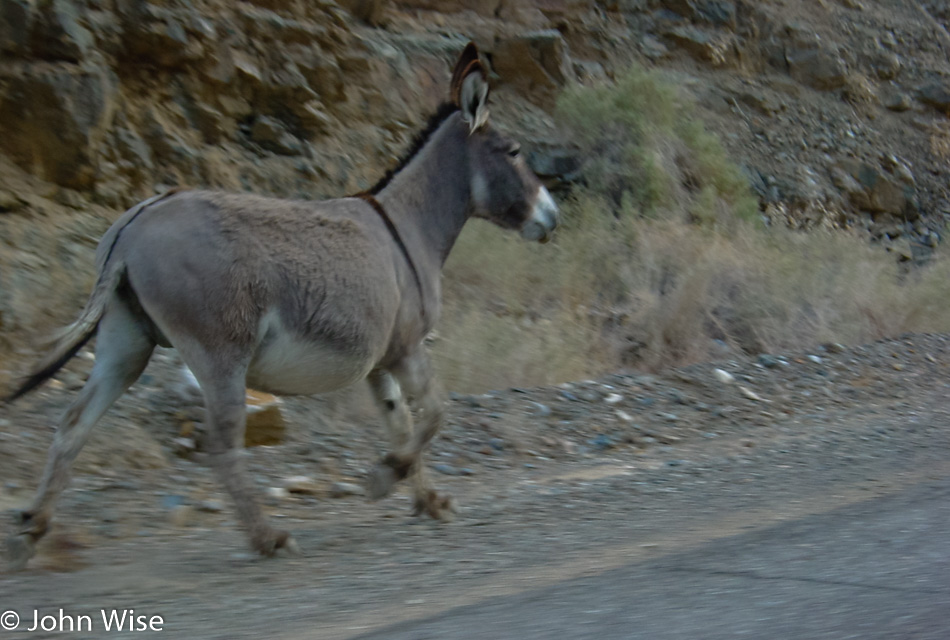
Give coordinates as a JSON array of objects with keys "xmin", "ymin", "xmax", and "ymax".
[{"xmin": 367, "ymin": 102, "xmax": 460, "ymax": 195}]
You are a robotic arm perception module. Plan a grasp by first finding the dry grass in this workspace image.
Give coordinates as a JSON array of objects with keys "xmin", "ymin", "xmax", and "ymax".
[{"xmin": 435, "ymin": 201, "xmax": 950, "ymax": 392}]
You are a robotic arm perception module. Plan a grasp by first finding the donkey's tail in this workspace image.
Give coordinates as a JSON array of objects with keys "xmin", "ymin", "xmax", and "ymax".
[
  {"xmin": 4, "ymin": 262, "xmax": 126, "ymax": 403},
  {"xmin": 4, "ymin": 192, "xmax": 175, "ymax": 404}
]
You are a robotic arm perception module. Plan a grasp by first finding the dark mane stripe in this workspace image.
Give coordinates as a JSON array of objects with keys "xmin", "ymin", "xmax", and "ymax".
[{"xmin": 367, "ymin": 102, "xmax": 459, "ymax": 195}]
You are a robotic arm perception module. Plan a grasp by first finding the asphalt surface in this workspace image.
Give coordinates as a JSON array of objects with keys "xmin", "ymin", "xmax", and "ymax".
[{"xmin": 353, "ymin": 474, "xmax": 950, "ymax": 640}]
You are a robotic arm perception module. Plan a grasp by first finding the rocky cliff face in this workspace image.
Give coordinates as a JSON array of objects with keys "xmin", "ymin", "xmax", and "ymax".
[{"xmin": 2, "ymin": 0, "xmax": 949, "ymax": 383}]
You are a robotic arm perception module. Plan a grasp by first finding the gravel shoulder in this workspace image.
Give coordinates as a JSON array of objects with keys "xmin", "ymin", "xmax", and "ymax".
[{"xmin": 0, "ymin": 334, "xmax": 948, "ymax": 638}]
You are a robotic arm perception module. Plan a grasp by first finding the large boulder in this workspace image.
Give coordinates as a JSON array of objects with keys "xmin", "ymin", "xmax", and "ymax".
[
  {"xmin": 30, "ymin": 0, "xmax": 95, "ymax": 62},
  {"xmin": 917, "ymin": 82, "xmax": 950, "ymax": 116},
  {"xmin": 394, "ymin": 0, "xmax": 503, "ymax": 15},
  {"xmin": 118, "ymin": 2, "xmax": 210, "ymax": 69},
  {"xmin": 0, "ymin": 0, "xmax": 34, "ymax": 56},
  {"xmin": 833, "ymin": 160, "xmax": 916, "ymax": 218},
  {"xmin": 337, "ymin": 0, "xmax": 388, "ymax": 25},
  {"xmin": 0, "ymin": 63, "xmax": 118, "ymax": 188},
  {"xmin": 490, "ymin": 31, "xmax": 573, "ymax": 93},
  {"xmin": 655, "ymin": 0, "xmax": 736, "ymax": 28}
]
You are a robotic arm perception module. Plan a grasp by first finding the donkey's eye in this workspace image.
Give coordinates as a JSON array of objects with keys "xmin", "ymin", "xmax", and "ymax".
[{"xmin": 508, "ymin": 145, "xmax": 521, "ymax": 158}]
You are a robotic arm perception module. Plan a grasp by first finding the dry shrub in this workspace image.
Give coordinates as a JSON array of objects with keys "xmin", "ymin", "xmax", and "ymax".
[
  {"xmin": 555, "ymin": 64, "xmax": 758, "ymax": 226},
  {"xmin": 606, "ymin": 218, "xmax": 950, "ymax": 370},
  {"xmin": 430, "ymin": 64, "xmax": 950, "ymax": 392},
  {"xmin": 435, "ymin": 202, "xmax": 950, "ymax": 391}
]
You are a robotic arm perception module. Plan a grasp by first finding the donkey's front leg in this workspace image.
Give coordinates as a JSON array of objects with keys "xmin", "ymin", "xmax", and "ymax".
[
  {"xmin": 366, "ymin": 349, "xmax": 455, "ymax": 520},
  {"xmin": 365, "ymin": 370, "xmax": 413, "ymax": 501},
  {"xmin": 201, "ymin": 376, "xmax": 296, "ymax": 556}
]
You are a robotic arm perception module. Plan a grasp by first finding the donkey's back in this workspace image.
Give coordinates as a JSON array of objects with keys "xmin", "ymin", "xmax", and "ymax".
[{"xmin": 117, "ymin": 190, "xmax": 407, "ymax": 394}]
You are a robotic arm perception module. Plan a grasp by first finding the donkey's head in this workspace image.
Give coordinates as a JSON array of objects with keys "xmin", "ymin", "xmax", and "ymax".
[{"xmin": 450, "ymin": 43, "xmax": 559, "ymax": 243}]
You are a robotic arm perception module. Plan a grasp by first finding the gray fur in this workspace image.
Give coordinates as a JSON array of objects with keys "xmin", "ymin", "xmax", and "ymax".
[{"xmin": 5, "ymin": 43, "xmax": 558, "ymax": 567}]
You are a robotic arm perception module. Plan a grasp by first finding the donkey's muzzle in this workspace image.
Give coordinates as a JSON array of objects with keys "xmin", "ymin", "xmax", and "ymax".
[{"xmin": 522, "ymin": 186, "xmax": 559, "ymax": 243}]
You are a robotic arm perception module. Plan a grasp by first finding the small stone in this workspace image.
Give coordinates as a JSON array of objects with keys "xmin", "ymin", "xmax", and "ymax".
[
  {"xmin": 640, "ymin": 34, "xmax": 669, "ymax": 59},
  {"xmin": 590, "ymin": 434, "xmax": 614, "ymax": 450},
  {"xmin": 635, "ymin": 375, "xmax": 658, "ymax": 388},
  {"xmin": 433, "ymin": 464, "xmax": 461, "ymax": 476},
  {"xmin": 267, "ymin": 487, "xmax": 290, "ymax": 501},
  {"xmin": 616, "ymin": 410, "xmax": 634, "ymax": 422},
  {"xmin": 713, "ymin": 368, "xmax": 735, "ymax": 384},
  {"xmin": 739, "ymin": 386, "xmax": 768, "ymax": 403},
  {"xmin": 285, "ymin": 476, "xmax": 320, "ymax": 495},
  {"xmin": 329, "ymin": 482, "xmax": 364, "ymax": 498},
  {"xmin": 757, "ymin": 354, "xmax": 780, "ymax": 368},
  {"xmin": 604, "ymin": 393, "xmax": 623, "ymax": 405},
  {"xmin": 168, "ymin": 505, "xmax": 193, "ymax": 527},
  {"xmin": 171, "ymin": 437, "xmax": 196, "ymax": 456},
  {"xmin": 245, "ymin": 390, "xmax": 286, "ymax": 447},
  {"xmin": 196, "ymin": 499, "xmax": 224, "ymax": 513},
  {"xmin": 530, "ymin": 402, "xmax": 552, "ymax": 417},
  {"xmin": 161, "ymin": 494, "xmax": 186, "ymax": 510},
  {"xmin": 0, "ymin": 190, "xmax": 22, "ymax": 211},
  {"xmin": 882, "ymin": 92, "xmax": 912, "ymax": 112},
  {"xmin": 807, "ymin": 355, "xmax": 823, "ymax": 364},
  {"xmin": 489, "ymin": 437, "xmax": 505, "ymax": 451}
]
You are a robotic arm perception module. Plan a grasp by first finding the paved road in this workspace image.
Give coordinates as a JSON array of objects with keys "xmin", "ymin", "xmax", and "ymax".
[{"xmin": 353, "ymin": 475, "xmax": 950, "ymax": 640}]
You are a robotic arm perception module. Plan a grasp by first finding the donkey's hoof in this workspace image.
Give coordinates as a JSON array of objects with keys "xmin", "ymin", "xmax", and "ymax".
[
  {"xmin": 366, "ymin": 464, "xmax": 399, "ymax": 501},
  {"xmin": 6, "ymin": 533, "xmax": 36, "ymax": 571},
  {"xmin": 413, "ymin": 491, "xmax": 457, "ymax": 521},
  {"xmin": 251, "ymin": 528, "xmax": 293, "ymax": 558}
]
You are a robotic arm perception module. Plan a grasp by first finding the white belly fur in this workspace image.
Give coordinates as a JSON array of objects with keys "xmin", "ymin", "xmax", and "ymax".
[{"xmin": 247, "ymin": 312, "xmax": 375, "ymax": 396}]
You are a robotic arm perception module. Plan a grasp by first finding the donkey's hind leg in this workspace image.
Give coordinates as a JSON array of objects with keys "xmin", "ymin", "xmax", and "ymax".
[
  {"xmin": 366, "ymin": 348, "xmax": 455, "ymax": 520},
  {"xmin": 7, "ymin": 297, "xmax": 155, "ymax": 570},
  {"xmin": 186, "ymin": 366, "xmax": 295, "ymax": 557}
]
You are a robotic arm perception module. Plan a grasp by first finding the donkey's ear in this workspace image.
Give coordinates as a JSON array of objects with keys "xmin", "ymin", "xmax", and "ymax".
[{"xmin": 451, "ymin": 42, "xmax": 490, "ymax": 132}]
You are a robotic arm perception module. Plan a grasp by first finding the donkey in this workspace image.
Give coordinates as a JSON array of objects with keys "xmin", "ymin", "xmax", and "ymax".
[{"xmin": 3, "ymin": 43, "xmax": 558, "ymax": 568}]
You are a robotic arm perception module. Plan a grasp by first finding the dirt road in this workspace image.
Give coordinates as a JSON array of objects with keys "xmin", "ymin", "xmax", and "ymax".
[{"xmin": 1, "ymin": 334, "xmax": 949, "ymax": 639}]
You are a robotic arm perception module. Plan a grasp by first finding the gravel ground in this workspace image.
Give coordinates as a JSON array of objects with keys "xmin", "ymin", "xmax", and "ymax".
[{"xmin": 0, "ymin": 333, "xmax": 948, "ymax": 638}]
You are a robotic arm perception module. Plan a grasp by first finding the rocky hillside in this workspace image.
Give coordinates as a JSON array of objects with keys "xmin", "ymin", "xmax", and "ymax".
[{"xmin": 2, "ymin": 0, "xmax": 950, "ymax": 383}]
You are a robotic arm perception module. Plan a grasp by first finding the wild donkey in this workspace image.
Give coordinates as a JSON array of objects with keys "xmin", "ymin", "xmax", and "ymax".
[{"xmin": 4, "ymin": 43, "xmax": 558, "ymax": 568}]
